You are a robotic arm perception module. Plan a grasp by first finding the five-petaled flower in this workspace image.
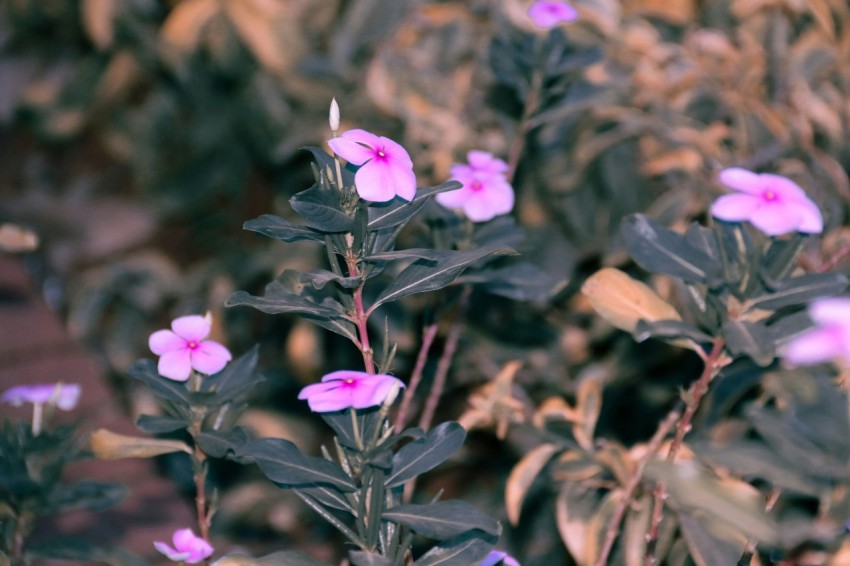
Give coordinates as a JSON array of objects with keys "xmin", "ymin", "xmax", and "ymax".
[
  {"xmin": 527, "ymin": 0, "xmax": 579, "ymax": 29},
  {"xmin": 480, "ymin": 550, "xmax": 521, "ymax": 566},
  {"xmin": 328, "ymin": 129, "xmax": 417, "ymax": 202},
  {"xmin": 710, "ymin": 167, "xmax": 823, "ymax": 237},
  {"xmin": 149, "ymin": 315, "xmax": 232, "ymax": 382},
  {"xmin": 298, "ymin": 370, "xmax": 405, "ymax": 412},
  {"xmin": 783, "ymin": 298, "xmax": 850, "ymax": 366},
  {"xmin": 154, "ymin": 528, "xmax": 213, "ymax": 564},
  {"xmin": 436, "ymin": 150, "xmax": 515, "ymax": 222},
  {"xmin": 1, "ymin": 383, "xmax": 81, "ymax": 411}
]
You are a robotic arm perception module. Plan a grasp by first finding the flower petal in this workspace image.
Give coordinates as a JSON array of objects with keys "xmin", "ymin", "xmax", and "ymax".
[
  {"xmin": 158, "ymin": 349, "xmax": 193, "ymax": 381},
  {"xmin": 717, "ymin": 167, "xmax": 765, "ymax": 194},
  {"xmin": 300, "ymin": 382, "xmax": 353, "ymax": 412},
  {"xmin": 435, "ymin": 186, "xmax": 472, "ymax": 209},
  {"xmin": 149, "ymin": 329, "xmax": 185, "ymax": 355},
  {"xmin": 710, "ymin": 193, "xmax": 762, "ymax": 221},
  {"xmin": 528, "ymin": 1, "xmax": 579, "ymax": 28},
  {"xmin": 783, "ymin": 326, "xmax": 844, "ymax": 366},
  {"xmin": 464, "ymin": 181, "xmax": 515, "ymax": 222},
  {"xmin": 749, "ymin": 202, "xmax": 803, "ymax": 236},
  {"xmin": 467, "ymin": 151, "xmax": 508, "ymax": 174},
  {"xmin": 794, "ymin": 196, "xmax": 823, "ymax": 234},
  {"xmin": 328, "ymin": 129, "xmax": 380, "ymax": 165},
  {"xmin": 761, "ymin": 174, "xmax": 808, "ymax": 201},
  {"xmin": 349, "ymin": 375, "xmax": 404, "ymax": 409},
  {"xmin": 809, "ymin": 298, "xmax": 850, "ymax": 326},
  {"xmin": 321, "ymin": 370, "xmax": 367, "ymax": 382},
  {"xmin": 355, "ymin": 161, "xmax": 415, "ymax": 202},
  {"xmin": 378, "ymin": 135, "xmax": 414, "ymax": 168},
  {"xmin": 54, "ymin": 384, "xmax": 81, "ymax": 411},
  {"xmin": 190, "ymin": 341, "xmax": 232, "ymax": 375},
  {"xmin": 154, "ymin": 542, "xmax": 190, "ymax": 562},
  {"xmin": 172, "ymin": 315, "xmax": 210, "ymax": 342}
]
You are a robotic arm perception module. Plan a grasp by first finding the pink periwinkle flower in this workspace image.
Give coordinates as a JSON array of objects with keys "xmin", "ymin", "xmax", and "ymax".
[
  {"xmin": 783, "ymin": 298, "xmax": 850, "ymax": 366},
  {"xmin": 298, "ymin": 370, "xmax": 405, "ymax": 413},
  {"xmin": 710, "ymin": 167, "xmax": 823, "ymax": 237},
  {"xmin": 154, "ymin": 528, "xmax": 213, "ymax": 564},
  {"xmin": 480, "ymin": 550, "xmax": 521, "ymax": 566},
  {"xmin": 149, "ymin": 315, "xmax": 232, "ymax": 382},
  {"xmin": 327, "ymin": 129, "xmax": 417, "ymax": 202},
  {"xmin": 1, "ymin": 383, "xmax": 81, "ymax": 411},
  {"xmin": 528, "ymin": 0, "xmax": 579, "ymax": 29},
  {"xmin": 435, "ymin": 150, "xmax": 515, "ymax": 222}
]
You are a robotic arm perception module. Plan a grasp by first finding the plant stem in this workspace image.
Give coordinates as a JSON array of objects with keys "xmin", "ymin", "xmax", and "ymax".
[
  {"xmin": 594, "ymin": 406, "xmax": 682, "ymax": 566},
  {"xmin": 394, "ymin": 322, "xmax": 439, "ymax": 433},
  {"xmin": 644, "ymin": 338, "xmax": 726, "ymax": 565},
  {"xmin": 738, "ymin": 487, "xmax": 780, "ymax": 565}
]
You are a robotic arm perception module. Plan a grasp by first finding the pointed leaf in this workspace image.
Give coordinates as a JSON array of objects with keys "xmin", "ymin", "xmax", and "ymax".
[
  {"xmin": 365, "ymin": 249, "xmax": 445, "ymax": 262},
  {"xmin": 202, "ymin": 346, "xmax": 264, "ymax": 401},
  {"xmin": 747, "ymin": 272, "xmax": 848, "ymax": 311},
  {"xmin": 634, "ymin": 319, "xmax": 713, "ymax": 345},
  {"xmin": 321, "ymin": 408, "xmax": 383, "ymax": 450},
  {"xmin": 196, "ymin": 427, "xmax": 251, "ymax": 459},
  {"xmin": 621, "ymin": 214, "xmax": 721, "ymax": 284},
  {"xmin": 386, "ymin": 422, "xmax": 466, "ymax": 487},
  {"xmin": 128, "ymin": 359, "xmax": 190, "ymax": 404},
  {"xmin": 413, "ymin": 530, "xmax": 497, "ymax": 566},
  {"xmin": 505, "ymin": 443, "xmax": 560, "ymax": 525},
  {"xmin": 367, "ymin": 181, "xmax": 461, "ymax": 230},
  {"xmin": 722, "ymin": 320, "xmax": 775, "ymax": 367},
  {"xmin": 372, "ymin": 246, "xmax": 516, "ymax": 309},
  {"xmin": 677, "ymin": 510, "xmax": 748, "ymax": 566},
  {"xmin": 383, "ymin": 500, "xmax": 500, "ymax": 539},
  {"xmin": 135, "ymin": 414, "xmax": 189, "ymax": 434},
  {"xmin": 294, "ymin": 485, "xmax": 353, "ymax": 512},
  {"xmin": 348, "ymin": 551, "xmax": 391, "ymax": 566},
  {"xmin": 456, "ymin": 262, "xmax": 560, "ymax": 302},
  {"xmin": 239, "ymin": 438, "xmax": 355, "ymax": 491},
  {"xmin": 289, "ymin": 185, "xmax": 352, "ymax": 232},
  {"xmin": 244, "ymin": 214, "xmax": 324, "ymax": 243}
]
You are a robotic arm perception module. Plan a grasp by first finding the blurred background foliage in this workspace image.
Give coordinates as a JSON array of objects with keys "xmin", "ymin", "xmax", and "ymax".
[{"xmin": 2, "ymin": 0, "xmax": 850, "ymax": 563}]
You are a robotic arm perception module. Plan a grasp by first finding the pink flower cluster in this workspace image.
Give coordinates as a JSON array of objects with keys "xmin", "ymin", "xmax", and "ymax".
[
  {"xmin": 154, "ymin": 528, "xmax": 213, "ymax": 564},
  {"xmin": 149, "ymin": 315, "xmax": 232, "ymax": 381},
  {"xmin": 783, "ymin": 298, "xmax": 850, "ymax": 366},
  {"xmin": 298, "ymin": 370, "xmax": 404, "ymax": 412},
  {"xmin": 710, "ymin": 167, "xmax": 823, "ymax": 237},
  {"xmin": 328, "ymin": 129, "xmax": 417, "ymax": 203},
  {"xmin": 436, "ymin": 151, "xmax": 515, "ymax": 222}
]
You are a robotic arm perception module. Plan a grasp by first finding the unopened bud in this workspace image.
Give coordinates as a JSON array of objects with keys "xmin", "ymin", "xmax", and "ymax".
[
  {"xmin": 89, "ymin": 428, "xmax": 192, "ymax": 460},
  {"xmin": 329, "ymin": 98, "xmax": 340, "ymax": 133},
  {"xmin": 581, "ymin": 268, "xmax": 681, "ymax": 333},
  {"xmin": 382, "ymin": 381, "xmax": 402, "ymax": 408}
]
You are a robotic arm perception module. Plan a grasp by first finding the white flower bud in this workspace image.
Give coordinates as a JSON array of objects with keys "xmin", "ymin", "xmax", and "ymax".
[{"xmin": 329, "ymin": 97, "xmax": 340, "ymax": 133}]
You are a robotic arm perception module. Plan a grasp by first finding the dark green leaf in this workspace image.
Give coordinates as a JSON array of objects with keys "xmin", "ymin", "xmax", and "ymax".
[
  {"xmin": 290, "ymin": 185, "xmax": 352, "ymax": 232},
  {"xmin": 372, "ymin": 246, "xmax": 516, "ymax": 309},
  {"xmin": 302, "ymin": 145, "xmax": 354, "ymax": 188},
  {"xmin": 294, "ymin": 485, "xmax": 353, "ymax": 512},
  {"xmin": 456, "ymin": 262, "xmax": 560, "ymax": 301},
  {"xmin": 239, "ymin": 438, "xmax": 356, "ymax": 491},
  {"xmin": 721, "ymin": 320, "xmax": 775, "ymax": 367},
  {"xmin": 196, "ymin": 427, "xmax": 251, "ymax": 458},
  {"xmin": 761, "ymin": 234, "xmax": 805, "ymax": 281},
  {"xmin": 367, "ymin": 181, "xmax": 461, "ymax": 231},
  {"xmin": 382, "ymin": 500, "xmax": 501, "ymax": 539},
  {"xmin": 747, "ymin": 272, "xmax": 848, "ymax": 311},
  {"xmin": 684, "ymin": 223, "xmax": 720, "ymax": 263},
  {"xmin": 634, "ymin": 319, "xmax": 713, "ymax": 345},
  {"xmin": 320, "ymin": 408, "xmax": 382, "ymax": 450},
  {"xmin": 128, "ymin": 359, "xmax": 190, "ymax": 405},
  {"xmin": 767, "ymin": 310, "xmax": 813, "ymax": 346},
  {"xmin": 47, "ymin": 481, "xmax": 127, "ymax": 514},
  {"xmin": 386, "ymin": 422, "xmax": 466, "ymax": 488},
  {"xmin": 244, "ymin": 214, "xmax": 324, "ymax": 243},
  {"xmin": 413, "ymin": 531, "xmax": 497, "ymax": 566},
  {"xmin": 473, "ymin": 216, "xmax": 527, "ymax": 249},
  {"xmin": 621, "ymin": 214, "xmax": 721, "ymax": 285},
  {"xmin": 365, "ymin": 249, "xmax": 444, "ymax": 262},
  {"xmin": 293, "ymin": 269, "xmax": 362, "ymax": 290},
  {"xmin": 202, "ymin": 346, "xmax": 264, "ymax": 401},
  {"xmin": 135, "ymin": 414, "xmax": 189, "ymax": 434},
  {"xmin": 349, "ymin": 550, "xmax": 392, "ymax": 566},
  {"xmin": 714, "ymin": 220, "xmax": 757, "ymax": 295}
]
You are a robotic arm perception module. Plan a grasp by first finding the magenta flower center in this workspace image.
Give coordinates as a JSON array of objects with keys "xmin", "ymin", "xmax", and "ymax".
[
  {"xmin": 470, "ymin": 180, "xmax": 484, "ymax": 192},
  {"xmin": 762, "ymin": 190, "xmax": 777, "ymax": 201},
  {"xmin": 187, "ymin": 341, "xmax": 199, "ymax": 350}
]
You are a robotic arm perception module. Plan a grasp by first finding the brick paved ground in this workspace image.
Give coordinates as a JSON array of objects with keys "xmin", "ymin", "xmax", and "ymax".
[{"xmin": 0, "ymin": 254, "xmax": 194, "ymax": 564}]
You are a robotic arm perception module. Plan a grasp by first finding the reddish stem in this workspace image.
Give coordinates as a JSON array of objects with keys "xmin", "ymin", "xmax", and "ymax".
[{"xmin": 395, "ymin": 323, "xmax": 439, "ymax": 433}]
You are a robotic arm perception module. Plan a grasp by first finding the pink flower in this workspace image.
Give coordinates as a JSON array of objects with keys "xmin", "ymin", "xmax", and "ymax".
[
  {"xmin": 154, "ymin": 528, "xmax": 213, "ymax": 564},
  {"xmin": 298, "ymin": 370, "xmax": 405, "ymax": 412},
  {"xmin": 1, "ymin": 383, "xmax": 80, "ymax": 410},
  {"xmin": 528, "ymin": 1, "xmax": 579, "ymax": 29},
  {"xmin": 149, "ymin": 315, "xmax": 232, "ymax": 381},
  {"xmin": 480, "ymin": 550, "xmax": 521, "ymax": 566},
  {"xmin": 436, "ymin": 150, "xmax": 515, "ymax": 222},
  {"xmin": 710, "ymin": 168, "xmax": 823, "ymax": 236},
  {"xmin": 783, "ymin": 298, "xmax": 850, "ymax": 366},
  {"xmin": 327, "ymin": 129, "xmax": 417, "ymax": 202}
]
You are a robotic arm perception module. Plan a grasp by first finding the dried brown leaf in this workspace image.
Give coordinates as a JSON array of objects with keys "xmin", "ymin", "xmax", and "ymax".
[
  {"xmin": 82, "ymin": 0, "xmax": 117, "ymax": 50},
  {"xmin": 506, "ymin": 443, "xmax": 561, "ymax": 525}
]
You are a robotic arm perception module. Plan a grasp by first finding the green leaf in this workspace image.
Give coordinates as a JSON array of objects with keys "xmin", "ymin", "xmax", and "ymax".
[
  {"xmin": 747, "ymin": 272, "xmax": 849, "ymax": 311},
  {"xmin": 382, "ymin": 500, "xmax": 501, "ymax": 539},
  {"xmin": 621, "ymin": 214, "xmax": 721, "ymax": 285},
  {"xmin": 413, "ymin": 531, "xmax": 496, "ymax": 566},
  {"xmin": 196, "ymin": 427, "xmax": 251, "ymax": 459},
  {"xmin": 634, "ymin": 319, "xmax": 713, "ymax": 345},
  {"xmin": 294, "ymin": 485, "xmax": 353, "ymax": 512},
  {"xmin": 320, "ymin": 408, "xmax": 382, "ymax": 450},
  {"xmin": 244, "ymin": 214, "xmax": 324, "ymax": 243},
  {"xmin": 295, "ymin": 269, "xmax": 362, "ymax": 290},
  {"xmin": 714, "ymin": 220, "xmax": 757, "ymax": 295},
  {"xmin": 677, "ymin": 510, "xmax": 747, "ymax": 566},
  {"xmin": 135, "ymin": 414, "xmax": 189, "ymax": 434},
  {"xmin": 289, "ymin": 185, "xmax": 352, "ymax": 232},
  {"xmin": 364, "ymin": 249, "xmax": 445, "ymax": 262},
  {"xmin": 128, "ymin": 359, "xmax": 190, "ymax": 405},
  {"xmin": 721, "ymin": 320, "xmax": 775, "ymax": 367},
  {"xmin": 348, "ymin": 550, "xmax": 392, "ymax": 566},
  {"xmin": 386, "ymin": 422, "xmax": 466, "ymax": 487},
  {"xmin": 202, "ymin": 345, "xmax": 265, "ymax": 402},
  {"xmin": 372, "ymin": 246, "xmax": 516, "ymax": 310},
  {"xmin": 48, "ymin": 481, "xmax": 127, "ymax": 514},
  {"xmin": 473, "ymin": 216, "xmax": 527, "ymax": 249},
  {"xmin": 761, "ymin": 234, "xmax": 805, "ymax": 281},
  {"xmin": 367, "ymin": 181, "xmax": 461, "ymax": 231},
  {"xmin": 239, "ymin": 438, "xmax": 356, "ymax": 491},
  {"xmin": 302, "ymin": 145, "xmax": 355, "ymax": 188},
  {"xmin": 456, "ymin": 262, "xmax": 560, "ymax": 302}
]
